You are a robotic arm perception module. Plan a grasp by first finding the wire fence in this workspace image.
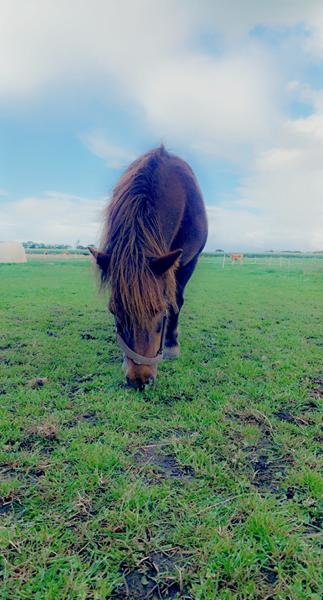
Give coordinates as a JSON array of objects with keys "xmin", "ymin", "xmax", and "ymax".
[{"xmin": 201, "ymin": 254, "xmax": 323, "ymax": 270}]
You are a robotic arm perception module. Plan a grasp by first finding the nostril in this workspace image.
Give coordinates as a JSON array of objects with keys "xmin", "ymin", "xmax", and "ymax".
[{"xmin": 126, "ymin": 376, "xmax": 145, "ymax": 391}]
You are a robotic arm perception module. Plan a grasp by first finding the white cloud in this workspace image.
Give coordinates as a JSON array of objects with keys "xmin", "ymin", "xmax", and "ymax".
[
  {"xmin": 206, "ymin": 182, "xmax": 323, "ymax": 252},
  {"xmin": 80, "ymin": 132, "xmax": 135, "ymax": 169},
  {"xmin": 206, "ymin": 205, "xmax": 268, "ymax": 251},
  {"xmin": 205, "ymin": 102, "xmax": 323, "ymax": 251},
  {"xmin": 256, "ymin": 148, "xmax": 303, "ymax": 171},
  {"xmin": 1, "ymin": 0, "xmax": 323, "ymax": 250},
  {"xmin": 0, "ymin": 0, "xmax": 322, "ymax": 159},
  {"xmin": 139, "ymin": 48, "xmax": 278, "ymax": 157},
  {"xmin": 0, "ymin": 192, "xmax": 106, "ymax": 245},
  {"xmin": 0, "ymin": 0, "xmax": 191, "ymax": 100},
  {"xmin": 2, "ymin": 177, "xmax": 321, "ymax": 252}
]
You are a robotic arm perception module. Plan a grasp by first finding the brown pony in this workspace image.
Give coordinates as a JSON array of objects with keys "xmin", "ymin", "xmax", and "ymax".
[{"xmin": 90, "ymin": 146, "xmax": 207, "ymax": 390}]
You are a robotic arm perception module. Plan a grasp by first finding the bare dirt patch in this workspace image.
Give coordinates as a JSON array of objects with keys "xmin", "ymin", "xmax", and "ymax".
[
  {"xmin": 248, "ymin": 444, "xmax": 291, "ymax": 491},
  {"xmin": 81, "ymin": 332, "xmax": 96, "ymax": 340},
  {"xmin": 225, "ymin": 408, "xmax": 273, "ymax": 433},
  {"xmin": 302, "ymin": 514, "xmax": 322, "ymax": 535},
  {"xmin": 134, "ymin": 446, "xmax": 195, "ymax": 482},
  {"xmin": 18, "ymin": 419, "xmax": 60, "ymax": 453},
  {"xmin": 111, "ymin": 550, "xmax": 192, "ymax": 599},
  {"xmin": 0, "ymin": 352, "xmax": 10, "ymax": 365},
  {"xmin": 66, "ymin": 383, "xmax": 94, "ymax": 399},
  {"xmin": 46, "ymin": 329, "xmax": 58, "ymax": 337},
  {"xmin": 26, "ymin": 377, "xmax": 48, "ymax": 388},
  {"xmin": 64, "ymin": 409, "xmax": 101, "ymax": 429},
  {"xmin": 309, "ymin": 375, "xmax": 323, "ymax": 399},
  {"xmin": 257, "ymin": 563, "xmax": 278, "ymax": 597},
  {"xmin": 80, "ymin": 410, "xmax": 99, "ymax": 425},
  {"xmin": 27, "ymin": 419, "xmax": 59, "ymax": 440},
  {"xmin": 225, "ymin": 408, "xmax": 293, "ymax": 492},
  {"xmin": 0, "ymin": 495, "xmax": 21, "ymax": 515},
  {"xmin": 305, "ymin": 335, "xmax": 323, "ymax": 347},
  {"xmin": 273, "ymin": 411, "xmax": 313, "ymax": 426}
]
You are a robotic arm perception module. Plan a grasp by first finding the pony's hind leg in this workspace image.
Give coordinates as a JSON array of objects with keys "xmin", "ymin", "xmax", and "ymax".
[{"xmin": 164, "ymin": 254, "xmax": 199, "ymax": 360}]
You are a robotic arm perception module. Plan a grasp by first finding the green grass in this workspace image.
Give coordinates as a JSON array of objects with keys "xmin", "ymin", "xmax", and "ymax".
[{"xmin": 0, "ymin": 257, "xmax": 322, "ymax": 599}]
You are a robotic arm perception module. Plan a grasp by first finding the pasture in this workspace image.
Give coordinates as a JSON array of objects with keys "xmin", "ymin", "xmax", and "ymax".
[{"xmin": 0, "ymin": 257, "xmax": 322, "ymax": 599}]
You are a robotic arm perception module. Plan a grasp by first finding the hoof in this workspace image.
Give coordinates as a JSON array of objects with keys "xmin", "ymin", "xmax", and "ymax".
[{"xmin": 163, "ymin": 345, "xmax": 180, "ymax": 360}]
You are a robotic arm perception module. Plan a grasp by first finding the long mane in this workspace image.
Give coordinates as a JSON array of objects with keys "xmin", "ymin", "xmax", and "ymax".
[{"xmin": 99, "ymin": 147, "xmax": 177, "ymax": 328}]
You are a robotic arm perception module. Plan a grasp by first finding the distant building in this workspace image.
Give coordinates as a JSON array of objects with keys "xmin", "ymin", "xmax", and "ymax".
[{"xmin": 0, "ymin": 241, "xmax": 27, "ymax": 263}]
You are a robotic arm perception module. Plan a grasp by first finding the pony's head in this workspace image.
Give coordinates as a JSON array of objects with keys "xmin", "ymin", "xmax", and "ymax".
[{"xmin": 89, "ymin": 246, "xmax": 181, "ymax": 390}]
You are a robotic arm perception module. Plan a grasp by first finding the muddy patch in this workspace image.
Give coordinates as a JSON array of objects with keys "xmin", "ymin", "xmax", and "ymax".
[
  {"xmin": 81, "ymin": 332, "xmax": 96, "ymax": 340},
  {"xmin": 134, "ymin": 447, "xmax": 195, "ymax": 482},
  {"xmin": 260, "ymin": 566, "xmax": 278, "ymax": 586},
  {"xmin": 0, "ymin": 462, "xmax": 48, "ymax": 484},
  {"xmin": 250, "ymin": 450, "xmax": 288, "ymax": 491},
  {"xmin": 111, "ymin": 551, "xmax": 192, "ymax": 599},
  {"xmin": 65, "ymin": 409, "xmax": 102, "ymax": 429},
  {"xmin": 26, "ymin": 377, "xmax": 48, "ymax": 388},
  {"xmin": 302, "ymin": 514, "xmax": 322, "ymax": 536},
  {"xmin": 62, "ymin": 373, "xmax": 97, "ymax": 399},
  {"xmin": 225, "ymin": 408, "xmax": 273, "ymax": 432},
  {"xmin": 63, "ymin": 382, "xmax": 95, "ymax": 399},
  {"xmin": 18, "ymin": 437, "xmax": 58, "ymax": 454},
  {"xmin": 80, "ymin": 410, "xmax": 99, "ymax": 425},
  {"xmin": 0, "ymin": 351, "xmax": 10, "ymax": 365},
  {"xmin": 309, "ymin": 375, "xmax": 323, "ymax": 400},
  {"xmin": 74, "ymin": 374, "xmax": 95, "ymax": 383},
  {"xmin": 305, "ymin": 335, "xmax": 323, "ymax": 347},
  {"xmin": 18, "ymin": 420, "xmax": 60, "ymax": 454},
  {"xmin": 27, "ymin": 466, "xmax": 47, "ymax": 479},
  {"xmin": 0, "ymin": 341, "xmax": 27, "ymax": 351},
  {"xmin": 273, "ymin": 411, "xmax": 313, "ymax": 426},
  {"xmin": 225, "ymin": 409, "xmax": 292, "ymax": 492},
  {"xmin": 168, "ymin": 393, "xmax": 194, "ymax": 402},
  {"xmin": 46, "ymin": 329, "xmax": 58, "ymax": 337},
  {"xmin": 243, "ymin": 433, "xmax": 293, "ymax": 492},
  {"xmin": 0, "ymin": 495, "xmax": 22, "ymax": 515}
]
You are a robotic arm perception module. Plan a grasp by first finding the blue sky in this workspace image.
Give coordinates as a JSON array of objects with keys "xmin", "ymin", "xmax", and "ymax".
[{"xmin": 1, "ymin": 0, "xmax": 323, "ymax": 250}]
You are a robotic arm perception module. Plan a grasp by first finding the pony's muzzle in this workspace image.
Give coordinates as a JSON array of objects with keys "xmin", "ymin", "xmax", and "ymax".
[
  {"xmin": 126, "ymin": 374, "xmax": 155, "ymax": 391},
  {"xmin": 125, "ymin": 359, "xmax": 157, "ymax": 391}
]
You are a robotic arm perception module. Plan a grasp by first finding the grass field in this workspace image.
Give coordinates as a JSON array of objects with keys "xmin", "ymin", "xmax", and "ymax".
[{"xmin": 0, "ymin": 257, "xmax": 322, "ymax": 599}]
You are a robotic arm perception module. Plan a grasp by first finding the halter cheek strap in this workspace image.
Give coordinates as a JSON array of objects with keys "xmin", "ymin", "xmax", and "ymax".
[
  {"xmin": 116, "ymin": 333, "xmax": 163, "ymax": 366},
  {"xmin": 116, "ymin": 314, "xmax": 167, "ymax": 366}
]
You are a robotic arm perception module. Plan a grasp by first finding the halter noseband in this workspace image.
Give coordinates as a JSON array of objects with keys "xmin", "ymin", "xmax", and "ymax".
[{"xmin": 116, "ymin": 313, "xmax": 167, "ymax": 366}]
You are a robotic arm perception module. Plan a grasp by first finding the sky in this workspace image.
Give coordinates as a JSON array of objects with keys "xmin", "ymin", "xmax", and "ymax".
[{"xmin": 1, "ymin": 0, "xmax": 323, "ymax": 251}]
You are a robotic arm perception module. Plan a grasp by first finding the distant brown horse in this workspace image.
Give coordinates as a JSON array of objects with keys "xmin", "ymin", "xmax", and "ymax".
[{"xmin": 90, "ymin": 146, "xmax": 207, "ymax": 390}]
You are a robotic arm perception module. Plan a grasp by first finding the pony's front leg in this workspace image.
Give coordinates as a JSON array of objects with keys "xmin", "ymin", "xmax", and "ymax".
[
  {"xmin": 163, "ymin": 254, "xmax": 200, "ymax": 360},
  {"xmin": 164, "ymin": 303, "xmax": 182, "ymax": 359}
]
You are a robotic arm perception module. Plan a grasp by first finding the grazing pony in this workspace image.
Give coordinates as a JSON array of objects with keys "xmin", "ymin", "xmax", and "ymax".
[{"xmin": 90, "ymin": 146, "xmax": 207, "ymax": 390}]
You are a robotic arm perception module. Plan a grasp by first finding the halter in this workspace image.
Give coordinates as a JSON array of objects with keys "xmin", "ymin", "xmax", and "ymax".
[{"xmin": 115, "ymin": 313, "xmax": 167, "ymax": 366}]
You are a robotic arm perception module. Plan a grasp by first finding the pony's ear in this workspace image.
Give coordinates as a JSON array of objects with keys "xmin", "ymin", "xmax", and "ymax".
[
  {"xmin": 88, "ymin": 246, "xmax": 110, "ymax": 271},
  {"xmin": 149, "ymin": 249, "xmax": 182, "ymax": 276}
]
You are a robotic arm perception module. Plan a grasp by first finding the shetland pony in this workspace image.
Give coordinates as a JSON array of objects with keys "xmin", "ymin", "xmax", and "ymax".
[{"xmin": 90, "ymin": 146, "xmax": 207, "ymax": 389}]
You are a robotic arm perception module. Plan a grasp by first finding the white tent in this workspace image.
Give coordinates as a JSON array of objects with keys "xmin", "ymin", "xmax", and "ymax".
[{"xmin": 0, "ymin": 241, "xmax": 27, "ymax": 263}]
